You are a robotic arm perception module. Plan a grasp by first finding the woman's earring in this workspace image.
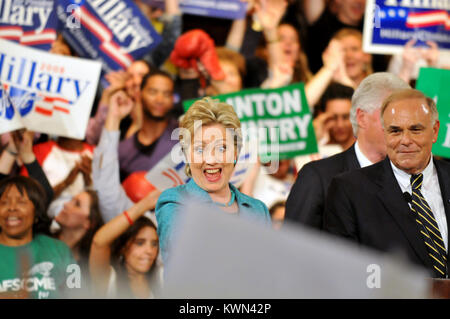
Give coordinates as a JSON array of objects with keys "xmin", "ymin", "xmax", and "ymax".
[{"xmin": 234, "ymin": 159, "xmax": 237, "ymax": 166}]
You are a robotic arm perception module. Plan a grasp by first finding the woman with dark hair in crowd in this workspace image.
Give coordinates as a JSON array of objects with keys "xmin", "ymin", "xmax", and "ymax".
[
  {"xmin": 0, "ymin": 176, "xmax": 75, "ymax": 299},
  {"xmin": 89, "ymin": 190, "xmax": 162, "ymax": 298},
  {"xmin": 53, "ymin": 189, "xmax": 104, "ymax": 267},
  {"xmin": 0, "ymin": 130, "xmax": 53, "ymax": 204}
]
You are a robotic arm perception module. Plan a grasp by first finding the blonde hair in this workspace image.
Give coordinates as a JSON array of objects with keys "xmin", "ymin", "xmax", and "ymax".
[
  {"xmin": 216, "ymin": 47, "xmax": 246, "ymax": 78},
  {"xmin": 179, "ymin": 97, "xmax": 242, "ymax": 177},
  {"xmin": 332, "ymin": 28, "xmax": 373, "ymax": 75},
  {"xmin": 205, "ymin": 47, "xmax": 245, "ymax": 96}
]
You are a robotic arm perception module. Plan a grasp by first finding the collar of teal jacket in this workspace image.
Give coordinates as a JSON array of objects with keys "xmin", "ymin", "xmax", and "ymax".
[{"xmin": 184, "ymin": 178, "xmax": 262, "ymax": 217}]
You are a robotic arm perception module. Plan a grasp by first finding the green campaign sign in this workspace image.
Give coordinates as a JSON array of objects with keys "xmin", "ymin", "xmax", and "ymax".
[
  {"xmin": 183, "ymin": 83, "xmax": 318, "ymax": 160},
  {"xmin": 416, "ymin": 68, "xmax": 450, "ymax": 159}
]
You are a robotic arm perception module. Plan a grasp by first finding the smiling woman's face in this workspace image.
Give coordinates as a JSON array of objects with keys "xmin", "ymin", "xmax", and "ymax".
[
  {"xmin": 0, "ymin": 184, "xmax": 35, "ymax": 242},
  {"xmin": 124, "ymin": 226, "xmax": 159, "ymax": 275},
  {"xmin": 340, "ymin": 35, "xmax": 369, "ymax": 80},
  {"xmin": 188, "ymin": 123, "xmax": 237, "ymax": 196},
  {"xmin": 277, "ymin": 24, "xmax": 300, "ymax": 66}
]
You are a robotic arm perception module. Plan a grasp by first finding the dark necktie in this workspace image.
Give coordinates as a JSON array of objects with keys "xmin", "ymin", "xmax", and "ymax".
[{"xmin": 411, "ymin": 173, "xmax": 447, "ymax": 278}]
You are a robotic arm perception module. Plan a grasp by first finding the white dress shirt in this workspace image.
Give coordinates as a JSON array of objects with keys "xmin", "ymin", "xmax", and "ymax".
[
  {"xmin": 354, "ymin": 141, "xmax": 374, "ymax": 168},
  {"xmin": 390, "ymin": 158, "xmax": 448, "ymax": 252}
]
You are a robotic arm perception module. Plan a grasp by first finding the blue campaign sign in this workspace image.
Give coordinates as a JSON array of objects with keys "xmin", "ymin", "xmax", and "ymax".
[
  {"xmin": 144, "ymin": 0, "xmax": 247, "ymax": 20},
  {"xmin": 0, "ymin": 0, "xmax": 58, "ymax": 50},
  {"xmin": 57, "ymin": 0, "xmax": 162, "ymax": 73},
  {"xmin": 363, "ymin": 0, "xmax": 450, "ymax": 54}
]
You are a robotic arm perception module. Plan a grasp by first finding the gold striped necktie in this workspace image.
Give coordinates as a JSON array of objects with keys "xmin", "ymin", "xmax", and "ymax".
[{"xmin": 411, "ymin": 173, "xmax": 447, "ymax": 278}]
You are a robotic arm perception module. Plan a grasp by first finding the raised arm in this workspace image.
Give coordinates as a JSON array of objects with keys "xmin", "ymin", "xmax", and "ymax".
[
  {"xmin": 303, "ymin": 0, "xmax": 326, "ymax": 25},
  {"xmin": 256, "ymin": 0, "xmax": 288, "ymax": 70},
  {"xmin": 255, "ymin": 0, "xmax": 290, "ymax": 88},
  {"xmin": 92, "ymin": 90, "xmax": 135, "ymax": 222},
  {"xmin": 396, "ymin": 40, "xmax": 440, "ymax": 84},
  {"xmin": 89, "ymin": 190, "xmax": 161, "ymax": 296},
  {"xmin": 305, "ymin": 39, "xmax": 354, "ymax": 108},
  {"xmin": 7, "ymin": 130, "xmax": 54, "ymax": 205},
  {"xmin": 225, "ymin": 0, "xmax": 255, "ymax": 52},
  {"xmin": 85, "ymin": 70, "xmax": 129, "ymax": 145},
  {"xmin": 0, "ymin": 137, "xmax": 17, "ymax": 177}
]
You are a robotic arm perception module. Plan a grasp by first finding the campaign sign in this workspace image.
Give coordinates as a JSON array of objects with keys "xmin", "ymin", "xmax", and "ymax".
[
  {"xmin": 56, "ymin": 0, "xmax": 162, "ymax": 74},
  {"xmin": 146, "ymin": 143, "xmax": 190, "ymax": 191},
  {"xmin": 183, "ymin": 83, "xmax": 318, "ymax": 160},
  {"xmin": 363, "ymin": 0, "xmax": 450, "ymax": 55},
  {"xmin": 0, "ymin": 39, "xmax": 102, "ymax": 139},
  {"xmin": 144, "ymin": 0, "xmax": 247, "ymax": 20},
  {"xmin": 416, "ymin": 67, "xmax": 450, "ymax": 158},
  {"xmin": 0, "ymin": 0, "xmax": 58, "ymax": 50}
]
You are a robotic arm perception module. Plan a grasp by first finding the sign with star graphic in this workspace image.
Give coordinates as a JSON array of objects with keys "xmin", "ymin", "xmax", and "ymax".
[{"xmin": 363, "ymin": 0, "xmax": 450, "ymax": 55}]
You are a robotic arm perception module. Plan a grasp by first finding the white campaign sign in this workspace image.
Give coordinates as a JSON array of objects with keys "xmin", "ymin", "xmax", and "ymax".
[
  {"xmin": 145, "ymin": 143, "xmax": 190, "ymax": 191},
  {"xmin": 0, "ymin": 39, "xmax": 101, "ymax": 139}
]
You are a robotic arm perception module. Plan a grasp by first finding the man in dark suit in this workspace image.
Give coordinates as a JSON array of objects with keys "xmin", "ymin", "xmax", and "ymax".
[
  {"xmin": 324, "ymin": 89, "xmax": 450, "ymax": 278},
  {"xmin": 285, "ymin": 73, "xmax": 410, "ymax": 229}
]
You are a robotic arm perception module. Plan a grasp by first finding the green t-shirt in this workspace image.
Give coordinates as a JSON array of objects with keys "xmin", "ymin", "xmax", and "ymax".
[{"xmin": 0, "ymin": 234, "xmax": 76, "ymax": 299}]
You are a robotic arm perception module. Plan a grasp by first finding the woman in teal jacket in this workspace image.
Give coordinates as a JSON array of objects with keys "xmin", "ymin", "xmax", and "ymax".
[{"xmin": 156, "ymin": 97, "xmax": 270, "ymax": 263}]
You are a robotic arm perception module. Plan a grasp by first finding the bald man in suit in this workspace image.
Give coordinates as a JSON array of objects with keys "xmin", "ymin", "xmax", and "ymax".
[
  {"xmin": 285, "ymin": 73, "xmax": 410, "ymax": 229},
  {"xmin": 324, "ymin": 89, "xmax": 450, "ymax": 278}
]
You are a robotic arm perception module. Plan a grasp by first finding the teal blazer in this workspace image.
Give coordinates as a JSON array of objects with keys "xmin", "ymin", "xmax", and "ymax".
[{"xmin": 155, "ymin": 179, "xmax": 271, "ymax": 263}]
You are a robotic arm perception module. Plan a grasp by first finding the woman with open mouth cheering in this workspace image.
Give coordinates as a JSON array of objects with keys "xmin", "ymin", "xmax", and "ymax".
[{"xmin": 156, "ymin": 97, "xmax": 271, "ymax": 264}]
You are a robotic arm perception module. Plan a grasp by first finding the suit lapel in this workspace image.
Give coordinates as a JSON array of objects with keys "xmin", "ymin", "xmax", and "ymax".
[
  {"xmin": 375, "ymin": 158, "xmax": 433, "ymax": 269},
  {"xmin": 434, "ymin": 158, "xmax": 450, "ymax": 260},
  {"xmin": 344, "ymin": 144, "xmax": 361, "ymax": 170}
]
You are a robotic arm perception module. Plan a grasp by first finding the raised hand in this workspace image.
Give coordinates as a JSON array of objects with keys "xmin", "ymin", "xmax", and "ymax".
[
  {"xmin": 125, "ymin": 89, "xmax": 144, "ymax": 138},
  {"xmin": 398, "ymin": 39, "xmax": 421, "ymax": 83},
  {"xmin": 322, "ymin": 39, "xmax": 354, "ymax": 88},
  {"xmin": 402, "ymin": 39, "xmax": 421, "ymax": 67},
  {"xmin": 78, "ymin": 155, "xmax": 93, "ymax": 187},
  {"xmin": 105, "ymin": 90, "xmax": 134, "ymax": 131},
  {"xmin": 139, "ymin": 188, "xmax": 162, "ymax": 213},
  {"xmin": 313, "ymin": 112, "xmax": 335, "ymax": 142},
  {"xmin": 53, "ymin": 165, "xmax": 81, "ymax": 198},
  {"xmin": 11, "ymin": 130, "xmax": 35, "ymax": 164},
  {"xmin": 100, "ymin": 71, "xmax": 129, "ymax": 106},
  {"xmin": 421, "ymin": 41, "xmax": 439, "ymax": 67},
  {"xmin": 322, "ymin": 39, "xmax": 343, "ymax": 73},
  {"xmin": 105, "ymin": 70, "xmax": 129, "ymax": 89},
  {"xmin": 254, "ymin": 0, "xmax": 288, "ymax": 33}
]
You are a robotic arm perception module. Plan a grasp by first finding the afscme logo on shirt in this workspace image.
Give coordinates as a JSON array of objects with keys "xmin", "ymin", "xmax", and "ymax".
[
  {"xmin": 0, "ymin": 262, "xmax": 56, "ymax": 293},
  {"xmin": 0, "ymin": 276, "xmax": 56, "ymax": 292}
]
